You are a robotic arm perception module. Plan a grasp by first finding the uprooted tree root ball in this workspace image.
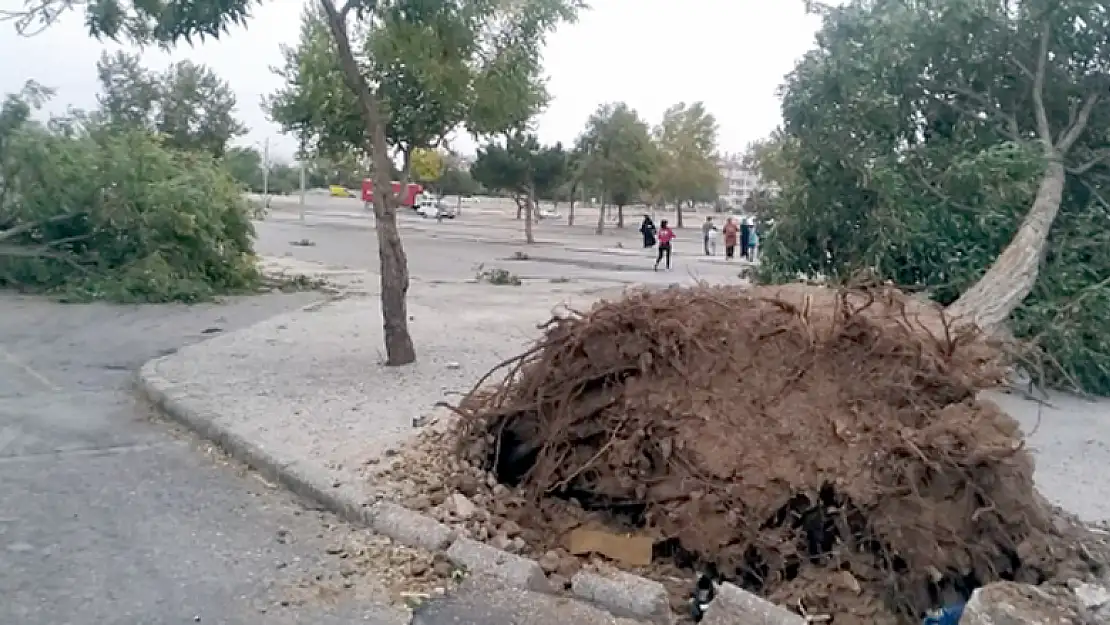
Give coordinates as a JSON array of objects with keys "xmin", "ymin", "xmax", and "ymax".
[{"xmin": 449, "ymin": 284, "xmax": 1104, "ymax": 624}]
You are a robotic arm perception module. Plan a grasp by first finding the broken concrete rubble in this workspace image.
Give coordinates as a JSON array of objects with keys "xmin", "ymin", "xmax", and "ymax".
[{"xmin": 960, "ymin": 582, "xmax": 1083, "ymax": 625}]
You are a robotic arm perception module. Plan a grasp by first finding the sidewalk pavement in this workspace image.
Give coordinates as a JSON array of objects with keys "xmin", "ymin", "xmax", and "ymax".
[{"xmin": 135, "ymin": 273, "xmax": 662, "ymax": 624}]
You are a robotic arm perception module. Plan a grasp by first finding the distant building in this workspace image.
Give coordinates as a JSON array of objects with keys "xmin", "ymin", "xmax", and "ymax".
[{"xmin": 717, "ymin": 153, "xmax": 777, "ymax": 210}]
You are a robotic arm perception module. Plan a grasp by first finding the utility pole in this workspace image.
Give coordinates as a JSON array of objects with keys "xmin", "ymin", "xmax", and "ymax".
[
  {"xmin": 298, "ymin": 158, "xmax": 306, "ymax": 222},
  {"xmin": 261, "ymin": 137, "xmax": 270, "ymax": 207}
]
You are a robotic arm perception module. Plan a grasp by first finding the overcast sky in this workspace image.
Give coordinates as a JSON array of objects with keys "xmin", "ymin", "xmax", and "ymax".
[{"xmin": 0, "ymin": 0, "xmax": 821, "ymax": 162}]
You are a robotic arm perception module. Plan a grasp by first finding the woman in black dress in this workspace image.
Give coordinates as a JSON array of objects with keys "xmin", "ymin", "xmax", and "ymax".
[{"xmin": 639, "ymin": 215, "xmax": 657, "ymax": 248}]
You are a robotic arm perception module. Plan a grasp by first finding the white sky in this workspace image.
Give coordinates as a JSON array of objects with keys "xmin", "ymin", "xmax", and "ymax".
[{"xmin": 0, "ymin": 0, "xmax": 821, "ymax": 162}]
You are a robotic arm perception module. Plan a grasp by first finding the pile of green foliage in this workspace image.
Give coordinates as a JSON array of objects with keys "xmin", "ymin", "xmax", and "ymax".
[
  {"xmin": 755, "ymin": 0, "xmax": 1110, "ymax": 394},
  {"xmin": 0, "ymin": 87, "xmax": 259, "ymax": 303}
]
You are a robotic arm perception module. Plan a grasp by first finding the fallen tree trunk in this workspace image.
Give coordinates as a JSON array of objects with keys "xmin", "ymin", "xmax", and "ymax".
[{"xmin": 945, "ymin": 158, "xmax": 1066, "ymax": 331}]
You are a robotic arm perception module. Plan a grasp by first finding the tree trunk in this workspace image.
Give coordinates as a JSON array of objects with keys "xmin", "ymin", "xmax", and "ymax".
[
  {"xmin": 568, "ymin": 199, "xmax": 576, "ymax": 227},
  {"xmin": 617, "ymin": 204, "xmax": 624, "ymax": 228},
  {"xmin": 519, "ymin": 193, "xmax": 535, "ymax": 244},
  {"xmin": 595, "ymin": 196, "xmax": 605, "ymax": 234},
  {"xmin": 320, "ymin": 0, "xmax": 415, "ymax": 365},
  {"xmin": 945, "ymin": 158, "xmax": 1066, "ymax": 331},
  {"xmin": 675, "ymin": 200, "xmax": 684, "ymax": 228},
  {"xmin": 516, "ymin": 201, "xmax": 523, "ymax": 220}
]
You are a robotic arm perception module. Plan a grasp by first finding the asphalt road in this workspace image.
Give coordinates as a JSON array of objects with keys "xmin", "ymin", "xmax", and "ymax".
[
  {"xmin": 257, "ymin": 208, "xmax": 744, "ymax": 288},
  {"xmin": 0, "ymin": 293, "xmax": 411, "ymax": 625}
]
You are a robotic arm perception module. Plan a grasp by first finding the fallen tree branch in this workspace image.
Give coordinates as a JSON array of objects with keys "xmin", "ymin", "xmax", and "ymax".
[
  {"xmin": 1056, "ymin": 92, "xmax": 1100, "ymax": 153},
  {"xmin": 0, "ymin": 213, "xmax": 80, "ymax": 242},
  {"xmin": 1067, "ymin": 148, "xmax": 1110, "ymax": 175}
]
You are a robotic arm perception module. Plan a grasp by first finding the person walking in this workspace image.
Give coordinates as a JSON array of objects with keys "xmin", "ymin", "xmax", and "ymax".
[
  {"xmin": 655, "ymin": 219, "xmax": 675, "ymax": 271},
  {"xmin": 701, "ymin": 216, "xmax": 714, "ymax": 256},
  {"xmin": 723, "ymin": 217, "xmax": 739, "ymax": 260},
  {"xmin": 706, "ymin": 224, "xmax": 718, "ymax": 256},
  {"xmin": 640, "ymin": 215, "xmax": 657, "ymax": 248},
  {"xmin": 749, "ymin": 227, "xmax": 760, "ymax": 262},
  {"xmin": 740, "ymin": 218, "xmax": 752, "ymax": 260}
]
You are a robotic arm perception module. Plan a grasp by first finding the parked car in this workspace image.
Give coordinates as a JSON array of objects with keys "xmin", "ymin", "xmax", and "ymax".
[
  {"xmin": 539, "ymin": 206, "xmax": 562, "ymax": 220},
  {"xmin": 416, "ymin": 199, "xmax": 457, "ymax": 219},
  {"xmin": 329, "ymin": 185, "xmax": 354, "ymax": 198}
]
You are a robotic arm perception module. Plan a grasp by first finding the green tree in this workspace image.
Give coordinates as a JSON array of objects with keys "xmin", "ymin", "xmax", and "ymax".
[
  {"xmin": 410, "ymin": 148, "xmax": 444, "ymax": 189},
  {"xmin": 767, "ymin": 0, "xmax": 1110, "ymax": 393},
  {"xmin": 437, "ymin": 163, "xmax": 482, "ymax": 197},
  {"xmin": 654, "ymin": 101, "xmax": 721, "ymax": 228},
  {"xmin": 564, "ymin": 140, "xmax": 590, "ymax": 226},
  {"xmin": 303, "ymin": 152, "xmax": 365, "ymax": 189},
  {"xmin": 578, "ymin": 103, "xmax": 656, "ymax": 232},
  {"xmin": 223, "ymin": 146, "xmax": 264, "ymax": 191},
  {"xmin": 470, "ymin": 135, "xmax": 565, "ymax": 243},
  {"xmin": 96, "ymin": 51, "xmax": 246, "ymax": 156}
]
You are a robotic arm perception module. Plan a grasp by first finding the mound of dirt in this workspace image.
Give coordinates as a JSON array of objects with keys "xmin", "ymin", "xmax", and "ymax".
[{"xmin": 451, "ymin": 284, "xmax": 1103, "ymax": 623}]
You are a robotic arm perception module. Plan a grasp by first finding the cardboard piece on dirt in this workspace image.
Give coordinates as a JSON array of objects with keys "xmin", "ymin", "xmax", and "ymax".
[{"xmin": 566, "ymin": 527, "xmax": 654, "ymax": 567}]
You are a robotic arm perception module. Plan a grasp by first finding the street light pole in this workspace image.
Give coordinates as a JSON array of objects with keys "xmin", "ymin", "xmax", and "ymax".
[{"xmin": 261, "ymin": 137, "xmax": 270, "ymax": 207}]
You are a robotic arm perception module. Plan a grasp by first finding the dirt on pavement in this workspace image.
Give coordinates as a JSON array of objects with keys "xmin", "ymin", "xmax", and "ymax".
[{"xmin": 441, "ymin": 284, "xmax": 1110, "ymax": 624}]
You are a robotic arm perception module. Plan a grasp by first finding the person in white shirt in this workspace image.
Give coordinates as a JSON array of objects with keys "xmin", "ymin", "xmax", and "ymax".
[{"xmin": 705, "ymin": 225, "xmax": 719, "ymax": 256}]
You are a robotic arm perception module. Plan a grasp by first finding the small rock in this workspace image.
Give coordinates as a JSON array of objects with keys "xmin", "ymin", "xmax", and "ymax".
[
  {"xmin": 432, "ymin": 559, "xmax": 454, "ymax": 578},
  {"xmin": 499, "ymin": 520, "xmax": 522, "ymax": 537},
  {"xmin": 446, "ymin": 362, "xmax": 461, "ymax": 370},
  {"xmin": 450, "ymin": 493, "xmax": 478, "ymax": 520},
  {"xmin": 275, "ymin": 529, "xmax": 291, "ymax": 544},
  {"xmin": 539, "ymin": 551, "xmax": 561, "ymax": 574},
  {"xmin": 549, "ymin": 574, "xmax": 570, "ymax": 590},
  {"xmin": 490, "ymin": 533, "xmax": 512, "ymax": 551},
  {"xmin": 556, "ymin": 554, "xmax": 581, "ymax": 577},
  {"xmin": 492, "ymin": 484, "xmax": 509, "ymax": 498},
  {"xmin": 1075, "ymin": 582, "xmax": 1110, "ymax": 609},
  {"xmin": 963, "ymin": 581, "xmax": 1082, "ymax": 625},
  {"xmin": 408, "ymin": 495, "xmax": 432, "ymax": 511},
  {"xmin": 407, "ymin": 560, "xmax": 429, "ymax": 576},
  {"xmin": 339, "ymin": 561, "xmax": 357, "ymax": 577},
  {"xmin": 509, "ymin": 537, "xmax": 526, "ymax": 553},
  {"xmin": 325, "ymin": 544, "xmax": 344, "ymax": 555}
]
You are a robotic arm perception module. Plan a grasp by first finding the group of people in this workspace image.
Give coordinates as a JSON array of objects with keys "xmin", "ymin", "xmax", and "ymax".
[
  {"xmin": 638, "ymin": 214, "xmax": 759, "ymax": 272},
  {"xmin": 702, "ymin": 216, "xmax": 758, "ymax": 260}
]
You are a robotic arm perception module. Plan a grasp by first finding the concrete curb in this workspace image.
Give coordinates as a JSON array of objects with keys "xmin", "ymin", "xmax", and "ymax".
[{"xmin": 136, "ymin": 354, "xmax": 799, "ymax": 624}]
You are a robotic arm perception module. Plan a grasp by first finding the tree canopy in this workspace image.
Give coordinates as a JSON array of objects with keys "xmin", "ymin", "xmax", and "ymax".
[
  {"xmin": 470, "ymin": 134, "xmax": 566, "ymax": 242},
  {"xmin": 653, "ymin": 101, "xmax": 721, "ymax": 224},
  {"xmin": 577, "ymin": 102, "xmax": 656, "ymax": 229},
  {"xmin": 96, "ymin": 51, "xmax": 246, "ymax": 156},
  {"xmin": 267, "ymin": 0, "xmax": 582, "ymax": 166},
  {"xmin": 761, "ymin": 0, "xmax": 1110, "ymax": 393}
]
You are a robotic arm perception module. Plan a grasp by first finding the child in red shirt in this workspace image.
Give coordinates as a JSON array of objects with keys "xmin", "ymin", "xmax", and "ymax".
[{"xmin": 655, "ymin": 220, "xmax": 675, "ymax": 271}]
